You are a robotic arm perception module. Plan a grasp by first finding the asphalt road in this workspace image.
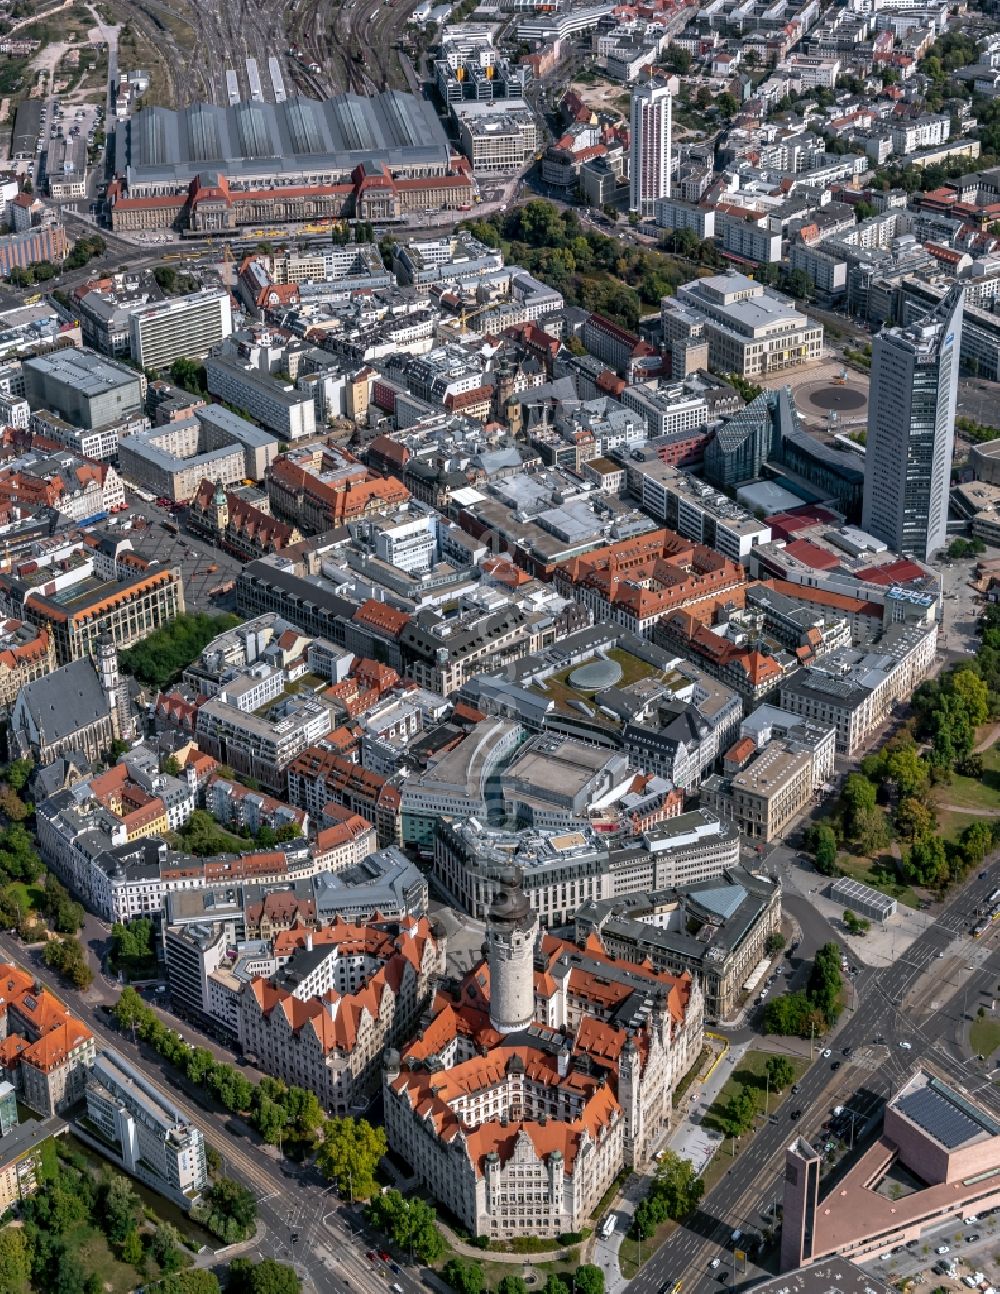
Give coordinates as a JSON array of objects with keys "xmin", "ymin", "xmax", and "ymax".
[{"xmin": 629, "ymin": 863, "xmax": 1000, "ymax": 1294}]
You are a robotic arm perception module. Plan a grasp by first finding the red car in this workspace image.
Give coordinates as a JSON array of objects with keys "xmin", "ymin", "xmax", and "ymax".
[
  {"xmin": 366, "ymin": 1252, "xmax": 377, "ymax": 1263},
  {"xmin": 379, "ymin": 1252, "xmax": 391, "ymax": 1263}
]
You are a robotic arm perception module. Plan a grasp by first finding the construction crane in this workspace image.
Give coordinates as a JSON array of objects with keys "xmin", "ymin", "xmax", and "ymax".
[{"xmin": 457, "ymin": 299, "xmax": 501, "ymax": 334}]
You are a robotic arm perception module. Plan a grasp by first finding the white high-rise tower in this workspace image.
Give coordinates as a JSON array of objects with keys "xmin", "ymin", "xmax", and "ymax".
[
  {"xmin": 862, "ymin": 285, "xmax": 964, "ymax": 561},
  {"xmin": 486, "ymin": 866, "xmax": 537, "ymax": 1035},
  {"xmin": 629, "ymin": 75, "xmax": 678, "ymax": 216}
]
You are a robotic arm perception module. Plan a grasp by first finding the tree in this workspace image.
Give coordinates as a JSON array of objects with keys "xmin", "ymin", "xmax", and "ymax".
[
  {"xmin": 573, "ymin": 1266, "xmax": 605, "ymax": 1294},
  {"xmin": 253, "ymin": 1094, "xmax": 288, "ymax": 1145},
  {"xmin": 765, "ymin": 932, "xmax": 786, "ymax": 955},
  {"xmin": 162, "ymin": 1275, "xmax": 222, "ymax": 1294},
  {"xmin": 498, "ymin": 1278, "xmax": 528, "ymax": 1294},
  {"xmin": 42, "ymin": 936, "xmax": 92, "ymax": 989},
  {"xmin": 53, "ymin": 1250, "xmax": 87, "ymax": 1294},
  {"xmin": 110, "ymin": 917, "xmax": 155, "ymax": 969},
  {"xmin": 169, "ymin": 357, "xmax": 208, "ymax": 396},
  {"xmin": 542, "ymin": 1279, "xmax": 570, "ymax": 1294},
  {"xmin": 196, "ymin": 1178, "xmax": 257, "ymax": 1243},
  {"xmin": 765, "ymin": 1055, "xmax": 795, "ymax": 1092},
  {"xmin": 317, "ymin": 1116, "xmax": 386, "ymax": 1198},
  {"xmin": 854, "ymin": 805, "xmax": 890, "ymax": 857},
  {"xmin": 950, "ymin": 668, "xmax": 990, "ymax": 727},
  {"xmin": 120, "ymin": 613, "xmax": 241, "ymax": 690},
  {"xmin": 150, "ymin": 1222, "xmax": 184, "ymax": 1275},
  {"xmin": 121, "ymin": 1227, "xmax": 143, "ymax": 1267},
  {"xmin": 443, "ymin": 1258, "xmax": 485, "ymax": 1294},
  {"xmin": 762, "ymin": 990, "xmax": 819, "ymax": 1038},
  {"xmin": 4, "ymin": 757, "xmax": 33, "ymax": 791},
  {"xmin": 812, "ymin": 823, "xmax": 838, "ymax": 875},
  {"xmin": 841, "ymin": 772, "xmax": 877, "ymax": 838},
  {"xmin": 0, "ymin": 785, "xmax": 29, "ymax": 821},
  {"xmin": 721, "ymin": 1083, "xmax": 757, "ymax": 1137},
  {"xmin": 227, "ymin": 1257, "xmax": 300, "ymax": 1294},
  {"xmin": 902, "ymin": 834, "xmax": 949, "ymax": 888},
  {"xmin": 652, "ymin": 1149, "xmax": 704, "ymax": 1219},
  {"xmin": 0, "ymin": 1228, "xmax": 30, "ymax": 1294},
  {"xmin": 101, "ymin": 1173, "xmax": 140, "ymax": 1246},
  {"xmin": 960, "ymin": 820, "xmax": 994, "ymax": 869},
  {"xmin": 807, "ymin": 943, "xmax": 843, "ymax": 1027},
  {"xmin": 367, "ymin": 1189, "xmax": 444, "ymax": 1264},
  {"xmin": 895, "ymin": 796, "xmax": 936, "ymax": 843}
]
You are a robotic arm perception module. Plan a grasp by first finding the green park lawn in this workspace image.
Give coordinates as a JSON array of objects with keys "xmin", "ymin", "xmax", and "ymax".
[
  {"xmin": 834, "ymin": 851, "xmax": 920, "ymax": 910},
  {"xmin": 970, "ymin": 1017, "xmax": 1000, "ymax": 1059},
  {"xmin": 702, "ymin": 1049, "xmax": 809, "ymax": 1137},
  {"xmin": 937, "ymin": 808, "xmax": 991, "ymax": 846},
  {"xmin": 933, "ymin": 744, "xmax": 1000, "ymax": 813},
  {"xmin": 9, "ymin": 880, "xmax": 46, "ymax": 914}
]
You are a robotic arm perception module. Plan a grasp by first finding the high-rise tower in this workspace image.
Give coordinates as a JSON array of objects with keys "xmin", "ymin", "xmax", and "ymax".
[
  {"xmin": 862, "ymin": 286, "xmax": 964, "ymax": 560},
  {"xmin": 486, "ymin": 866, "xmax": 537, "ymax": 1035},
  {"xmin": 629, "ymin": 75, "xmax": 678, "ymax": 216}
]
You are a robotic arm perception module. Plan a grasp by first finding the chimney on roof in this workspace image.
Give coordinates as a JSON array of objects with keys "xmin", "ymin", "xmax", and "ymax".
[
  {"xmin": 324, "ymin": 994, "xmax": 338, "ymax": 1021},
  {"xmin": 306, "ymin": 931, "xmax": 313, "ymax": 953}
]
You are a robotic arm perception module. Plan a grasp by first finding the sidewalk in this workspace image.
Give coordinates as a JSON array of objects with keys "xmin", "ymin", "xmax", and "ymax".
[
  {"xmin": 433, "ymin": 1215, "xmax": 577, "ymax": 1266},
  {"xmin": 667, "ymin": 1040, "xmax": 750, "ymax": 1174}
]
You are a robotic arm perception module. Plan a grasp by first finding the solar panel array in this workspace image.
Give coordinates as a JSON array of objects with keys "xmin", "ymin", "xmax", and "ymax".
[{"xmin": 897, "ymin": 1086, "xmax": 982, "ymax": 1149}]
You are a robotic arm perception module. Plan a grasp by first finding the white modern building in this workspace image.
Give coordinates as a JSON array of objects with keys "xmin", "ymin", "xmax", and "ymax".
[
  {"xmin": 862, "ymin": 286, "xmax": 964, "ymax": 560},
  {"xmin": 129, "ymin": 289, "xmax": 234, "ymax": 372},
  {"xmin": 85, "ymin": 1049, "xmax": 209, "ymax": 1206},
  {"xmin": 630, "ymin": 76, "xmax": 677, "ymax": 216}
]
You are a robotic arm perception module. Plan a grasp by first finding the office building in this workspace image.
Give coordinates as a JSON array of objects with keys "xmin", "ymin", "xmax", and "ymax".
[
  {"xmin": 85, "ymin": 1049, "xmax": 209, "ymax": 1206},
  {"xmin": 663, "ymin": 272, "xmax": 823, "ymax": 378},
  {"xmin": 630, "ymin": 76, "xmax": 677, "ymax": 216},
  {"xmin": 205, "ymin": 353, "xmax": 316, "ymax": 440},
  {"xmin": 434, "ymin": 810, "xmax": 741, "ymax": 926},
  {"xmin": 22, "ymin": 348, "xmax": 144, "ymax": 429},
  {"xmin": 576, "ymin": 866, "xmax": 781, "ymax": 1021},
  {"xmin": 862, "ymin": 286, "xmax": 964, "ymax": 560},
  {"xmin": 129, "ymin": 289, "xmax": 234, "ymax": 371},
  {"xmin": 778, "ymin": 622, "xmax": 938, "ymax": 754},
  {"xmin": 0, "ymin": 963, "xmax": 96, "ymax": 1118},
  {"xmin": 8, "ymin": 562, "xmax": 186, "ymax": 664}
]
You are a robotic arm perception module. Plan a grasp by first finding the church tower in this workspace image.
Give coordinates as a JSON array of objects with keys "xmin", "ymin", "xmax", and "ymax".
[
  {"xmin": 486, "ymin": 866, "xmax": 537, "ymax": 1035},
  {"xmin": 95, "ymin": 634, "xmax": 133, "ymax": 743},
  {"xmin": 96, "ymin": 634, "xmax": 119, "ymax": 715}
]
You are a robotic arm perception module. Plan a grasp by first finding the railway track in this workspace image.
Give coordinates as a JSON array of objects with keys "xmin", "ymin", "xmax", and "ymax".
[{"xmin": 116, "ymin": 0, "xmax": 415, "ymax": 110}]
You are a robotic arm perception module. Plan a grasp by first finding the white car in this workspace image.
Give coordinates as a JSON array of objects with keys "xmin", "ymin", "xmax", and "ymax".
[
  {"xmin": 965, "ymin": 1216, "xmax": 980, "ymax": 1225},
  {"xmin": 822, "ymin": 1049, "xmax": 832, "ymax": 1058},
  {"xmin": 965, "ymin": 1278, "xmax": 979, "ymax": 1288},
  {"xmin": 710, "ymin": 1259, "xmax": 721, "ymax": 1270},
  {"xmin": 900, "ymin": 1041, "xmax": 912, "ymax": 1050},
  {"xmin": 936, "ymin": 1246, "xmax": 950, "ymax": 1255}
]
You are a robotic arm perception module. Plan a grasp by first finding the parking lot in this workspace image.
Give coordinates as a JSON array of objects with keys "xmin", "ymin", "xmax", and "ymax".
[
  {"xmin": 864, "ymin": 1211, "xmax": 1000, "ymax": 1290},
  {"xmin": 116, "ymin": 491, "xmax": 244, "ymax": 613}
]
